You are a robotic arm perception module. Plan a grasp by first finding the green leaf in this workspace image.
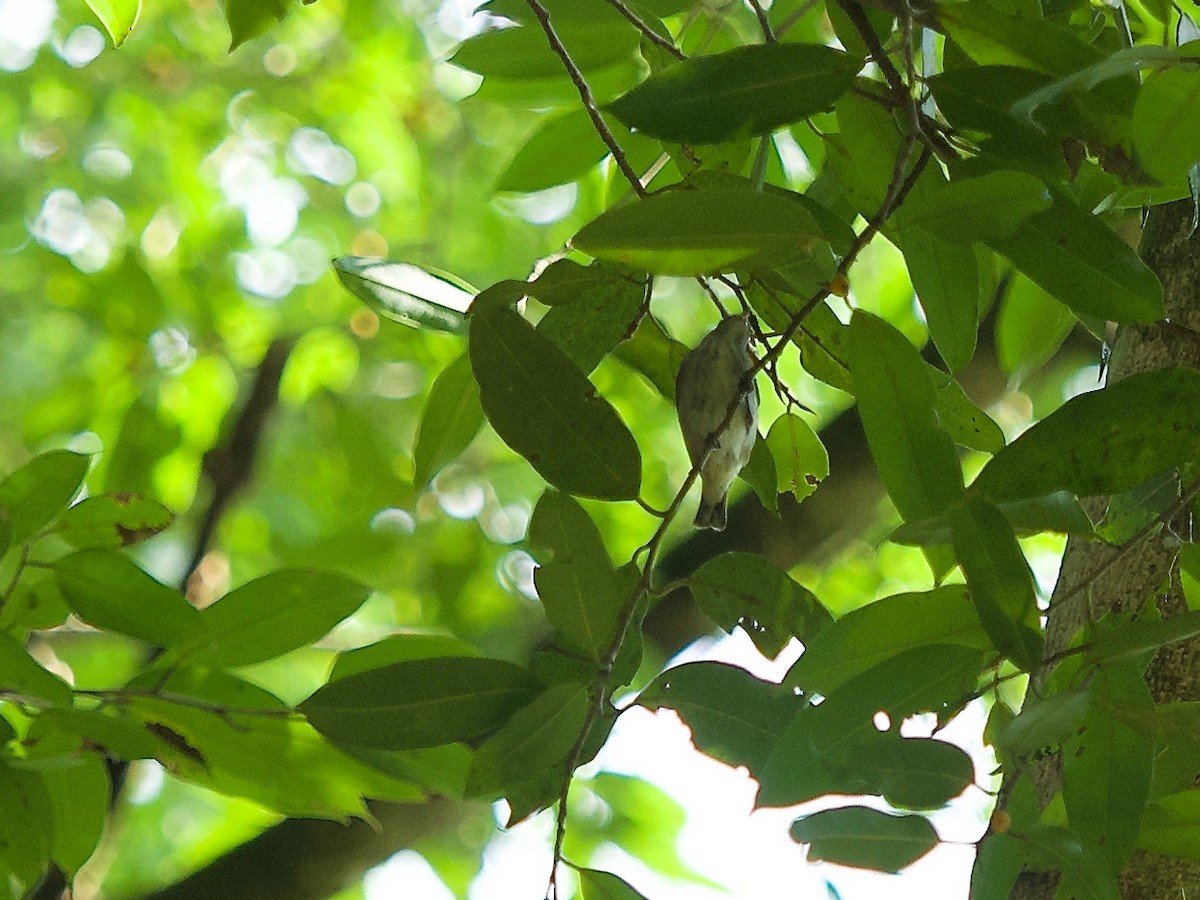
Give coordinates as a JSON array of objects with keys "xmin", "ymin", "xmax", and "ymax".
[
  {"xmin": 54, "ymin": 549, "xmax": 203, "ymax": 647},
  {"xmin": 606, "ymin": 43, "xmax": 861, "ymax": 144},
  {"xmin": 1023, "ymin": 826, "xmax": 1121, "ymax": 900},
  {"xmin": 333, "ymin": 257, "xmax": 476, "ymax": 335},
  {"xmin": 578, "ymin": 867, "xmax": 649, "ymax": 900},
  {"xmin": 739, "ymin": 434, "xmax": 778, "ymax": 514},
  {"xmin": 809, "ymin": 644, "xmax": 987, "ymax": 754},
  {"xmin": 688, "ymin": 552, "xmax": 831, "ymax": 659},
  {"xmin": 936, "ymin": 2, "xmax": 1103, "ymax": 75},
  {"xmin": 899, "ymin": 171, "xmax": 1051, "ymax": 244},
  {"xmin": 930, "ymin": 371, "xmax": 1006, "ymax": 453},
  {"xmin": 950, "ymin": 496, "xmax": 1043, "ymax": 671},
  {"xmin": 900, "ymin": 228, "xmax": 980, "ymax": 372},
  {"xmin": 525, "ymin": 259, "xmax": 638, "ymax": 307},
  {"xmin": 1062, "ymin": 660, "xmax": 1154, "ymax": 874},
  {"xmin": 765, "ymin": 412, "xmax": 828, "ymax": 504},
  {"xmin": 997, "ymin": 687, "xmax": 1091, "ymax": 758},
  {"xmin": 611, "ymin": 315, "xmax": 688, "ymax": 400},
  {"xmin": 789, "ymin": 807, "xmax": 938, "ymax": 872},
  {"xmin": 847, "ymin": 310, "xmax": 963, "ymax": 521},
  {"xmin": 496, "ymin": 110, "xmax": 613, "ymax": 192},
  {"xmin": 451, "ymin": 16, "xmax": 637, "ymax": 80},
  {"xmin": 638, "ymin": 661, "xmax": 800, "ymax": 774},
  {"xmin": 0, "ymin": 450, "xmax": 90, "ymax": 546},
  {"xmin": 536, "ymin": 268, "xmax": 645, "ymax": 373},
  {"xmin": 300, "ymin": 656, "xmax": 542, "ymax": 750},
  {"xmin": 330, "ymin": 634, "xmax": 481, "ymax": 681},
  {"xmin": 83, "ymin": 0, "xmax": 141, "ymax": 46},
  {"xmin": 1133, "ymin": 68, "xmax": 1200, "ymax": 186},
  {"xmin": 1086, "ymin": 609, "xmax": 1200, "ymax": 666},
  {"xmin": 465, "ymin": 681, "xmax": 589, "ymax": 798},
  {"xmin": 0, "ymin": 762, "xmax": 52, "ymax": 885},
  {"xmin": 469, "ymin": 304, "xmax": 642, "ymax": 500},
  {"xmin": 973, "ymin": 367, "xmax": 1200, "ymax": 502},
  {"xmin": 129, "ymin": 668, "xmax": 423, "ymax": 817},
  {"xmin": 786, "ymin": 586, "xmax": 990, "ymax": 695},
  {"xmin": 0, "ymin": 633, "xmax": 72, "ymax": 707},
  {"xmin": 412, "ymin": 353, "xmax": 484, "ymax": 487},
  {"xmin": 224, "ymin": 0, "xmax": 289, "ymax": 50},
  {"xmin": 891, "ymin": 491, "xmax": 1094, "ymax": 546},
  {"xmin": 1139, "ymin": 790, "xmax": 1200, "ymax": 860},
  {"xmin": 188, "ymin": 569, "xmax": 371, "ymax": 668},
  {"xmin": 572, "ymin": 186, "xmax": 829, "ymax": 276},
  {"xmin": 528, "ymin": 490, "xmax": 624, "ymax": 662},
  {"xmin": 971, "ymin": 833, "xmax": 1029, "ymax": 900},
  {"xmin": 856, "ymin": 736, "xmax": 975, "ymax": 810},
  {"xmin": 43, "ymin": 755, "xmax": 108, "ymax": 876},
  {"xmin": 54, "ymin": 493, "xmax": 174, "ymax": 549},
  {"xmin": 995, "ymin": 271, "xmax": 1076, "ymax": 379},
  {"xmin": 986, "ymin": 190, "xmax": 1164, "ymax": 324}
]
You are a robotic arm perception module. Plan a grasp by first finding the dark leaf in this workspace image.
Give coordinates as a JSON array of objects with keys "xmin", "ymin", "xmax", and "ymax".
[{"xmin": 789, "ymin": 806, "xmax": 938, "ymax": 872}]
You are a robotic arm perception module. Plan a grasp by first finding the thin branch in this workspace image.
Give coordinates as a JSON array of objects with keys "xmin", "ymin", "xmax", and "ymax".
[
  {"xmin": 603, "ymin": 0, "xmax": 686, "ymax": 59},
  {"xmin": 525, "ymin": 0, "xmax": 646, "ymax": 197},
  {"xmin": 747, "ymin": 0, "xmax": 777, "ymax": 42},
  {"xmin": 835, "ymin": 0, "xmax": 905, "ymax": 96},
  {"xmin": 775, "ymin": 0, "xmax": 822, "ymax": 37}
]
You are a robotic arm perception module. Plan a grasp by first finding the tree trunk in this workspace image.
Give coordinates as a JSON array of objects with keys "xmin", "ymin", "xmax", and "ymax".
[{"xmin": 1012, "ymin": 200, "xmax": 1200, "ymax": 898}]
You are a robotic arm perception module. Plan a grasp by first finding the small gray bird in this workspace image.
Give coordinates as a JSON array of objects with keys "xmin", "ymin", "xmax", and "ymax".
[{"xmin": 675, "ymin": 311, "xmax": 759, "ymax": 531}]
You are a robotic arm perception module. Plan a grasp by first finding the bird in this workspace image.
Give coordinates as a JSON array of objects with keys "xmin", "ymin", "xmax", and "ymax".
[{"xmin": 675, "ymin": 310, "xmax": 759, "ymax": 531}]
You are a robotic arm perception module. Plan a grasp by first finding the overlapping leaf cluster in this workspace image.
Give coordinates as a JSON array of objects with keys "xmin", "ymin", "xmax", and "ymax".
[{"xmin": 10, "ymin": 0, "xmax": 1200, "ymax": 895}]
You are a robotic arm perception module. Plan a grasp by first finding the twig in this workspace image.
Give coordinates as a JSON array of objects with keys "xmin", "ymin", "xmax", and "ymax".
[
  {"xmin": 835, "ymin": 0, "xmax": 905, "ymax": 96},
  {"xmin": 1050, "ymin": 474, "xmax": 1200, "ymax": 617},
  {"xmin": 603, "ymin": 0, "xmax": 685, "ymax": 59},
  {"xmin": 775, "ymin": 0, "xmax": 823, "ymax": 37},
  {"xmin": 747, "ymin": 0, "xmax": 777, "ymax": 42},
  {"xmin": 525, "ymin": 0, "xmax": 646, "ymax": 197}
]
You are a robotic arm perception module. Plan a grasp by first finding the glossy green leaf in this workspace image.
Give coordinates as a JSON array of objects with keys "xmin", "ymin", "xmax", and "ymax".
[
  {"xmin": 572, "ymin": 186, "xmax": 828, "ymax": 276},
  {"xmin": 936, "ymin": 2, "xmax": 1103, "ymax": 75},
  {"xmin": 847, "ymin": 311, "xmax": 963, "ymax": 521},
  {"xmin": 900, "ymin": 228, "xmax": 980, "ymax": 372},
  {"xmin": 470, "ymin": 304, "xmax": 641, "ymax": 500},
  {"xmin": 688, "ymin": 552, "xmax": 831, "ymax": 659},
  {"xmin": 413, "ymin": 353, "xmax": 484, "ymax": 487},
  {"xmin": 900, "ymin": 171, "xmax": 1050, "ymax": 244},
  {"xmin": 224, "ymin": 0, "xmax": 288, "ymax": 50},
  {"xmin": 0, "ymin": 450, "xmax": 90, "ymax": 546},
  {"xmin": 54, "ymin": 493, "xmax": 174, "ymax": 549},
  {"xmin": 451, "ymin": 17, "xmax": 637, "ymax": 80},
  {"xmin": 950, "ymin": 496, "xmax": 1043, "ymax": 670},
  {"xmin": 578, "ymin": 867, "xmax": 649, "ymax": 900},
  {"xmin": 331, "ymin": 635, "xmax": 481, "ymax": 682},
  {"xmin": 465, "ymin": 681, "xmax": 589, "ymax": 798},
  {"xmin": 497, "ymin": 110, "xmax": 612, "ymax": 192},
  {"xmin": 536, "ymin": 269, "xmax": 645, "ymax": 373},
  {"xmin": 606, "ymin": 43, "xmax": 861, "ymax": 144},
  {"xmin": 856, "ymin": 736, "xmax": 975, "ymax": 810},
  {"xmin": 1133, "ymin": 68, "xmax": 1200, "ymax": 186},
  {"xmin": 54, "ymin": 549, "xmax": 203, "ymax": 647},
  {"xmin": 787, "ymin": 586, "xmax": 989, "ymax": 695},
  {"xmin": 1063, "ymin": 660, "xmax": 1154, "ymax": 874},
  {"xmin": 995, "ymin": 271, "xmax": 1076, "ymax": 379},
  {"xmin": 974, "ymin": 367, "xmax": 1200, "ymax": 502},
  {"xmin": 0, "ymin": 633, "xmax": 72, "ymax": 707},
  {"xmin": 334, "ymin": 257, "xmax": 475, "ymax": 334},
  {"xmin": 765, "ymin": 412, "xmax": 827, "ymax": 504},
  {"xmin": 189, "ymin": 569, "xmax": 371, "ymax": 668},
  {"xmin": 528, "ymin": 490, "xmax": 624, "ymax": 662},
  {"xmin": 987, "ymin": 190, "xmax": 1164, "ymax": 324},
  {"xmin": 43, "ymin": 755, "xmax": 108, "ymax": 876},
  {"xmin": 789, "ymin": 807, "xmax": 938, "ymax": 872},
  {"xmin": 638, "ymin": 661, "xmax": 800, "ymax": 774},
  {"xmin": 300, "ymin": 656, "xmax": 541, "ymax": 750},
  {"xmin": 83, "ymin": 0, "xmax": 141, "ymax": 46}
]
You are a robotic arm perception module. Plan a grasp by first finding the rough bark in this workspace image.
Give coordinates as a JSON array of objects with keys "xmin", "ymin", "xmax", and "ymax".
[{"xmin": 1011, "ymin": 200, "xmax": 1200, "ymax": 899}]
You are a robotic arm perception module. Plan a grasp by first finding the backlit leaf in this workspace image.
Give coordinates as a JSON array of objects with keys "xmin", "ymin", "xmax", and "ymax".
[
  {"xmin": 0, "ymin": 450, "xmax": 90, "ymax": 546},
  {"xmin": 54, "ymin": 493, "xmax": 174, "ymax": 549},
  {"xmin": 413, "ymin": 353, "xmax": 484, "ymax": 487},
  {"xmin": 334, "ymin": 257, "xmax": 475, "ymax": 335},
  {"xmin": 789, "ymin": 807, "xmax": 938, "ymax": 872},
  {"xmin": 83, "ymin": 0, "xmax": 141, "ymax": 46}
]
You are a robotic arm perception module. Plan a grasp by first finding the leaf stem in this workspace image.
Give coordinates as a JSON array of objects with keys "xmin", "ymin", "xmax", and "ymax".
[{"xmin": 602, "ymin": 0, "xmax": 686, "ymax": 59}]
